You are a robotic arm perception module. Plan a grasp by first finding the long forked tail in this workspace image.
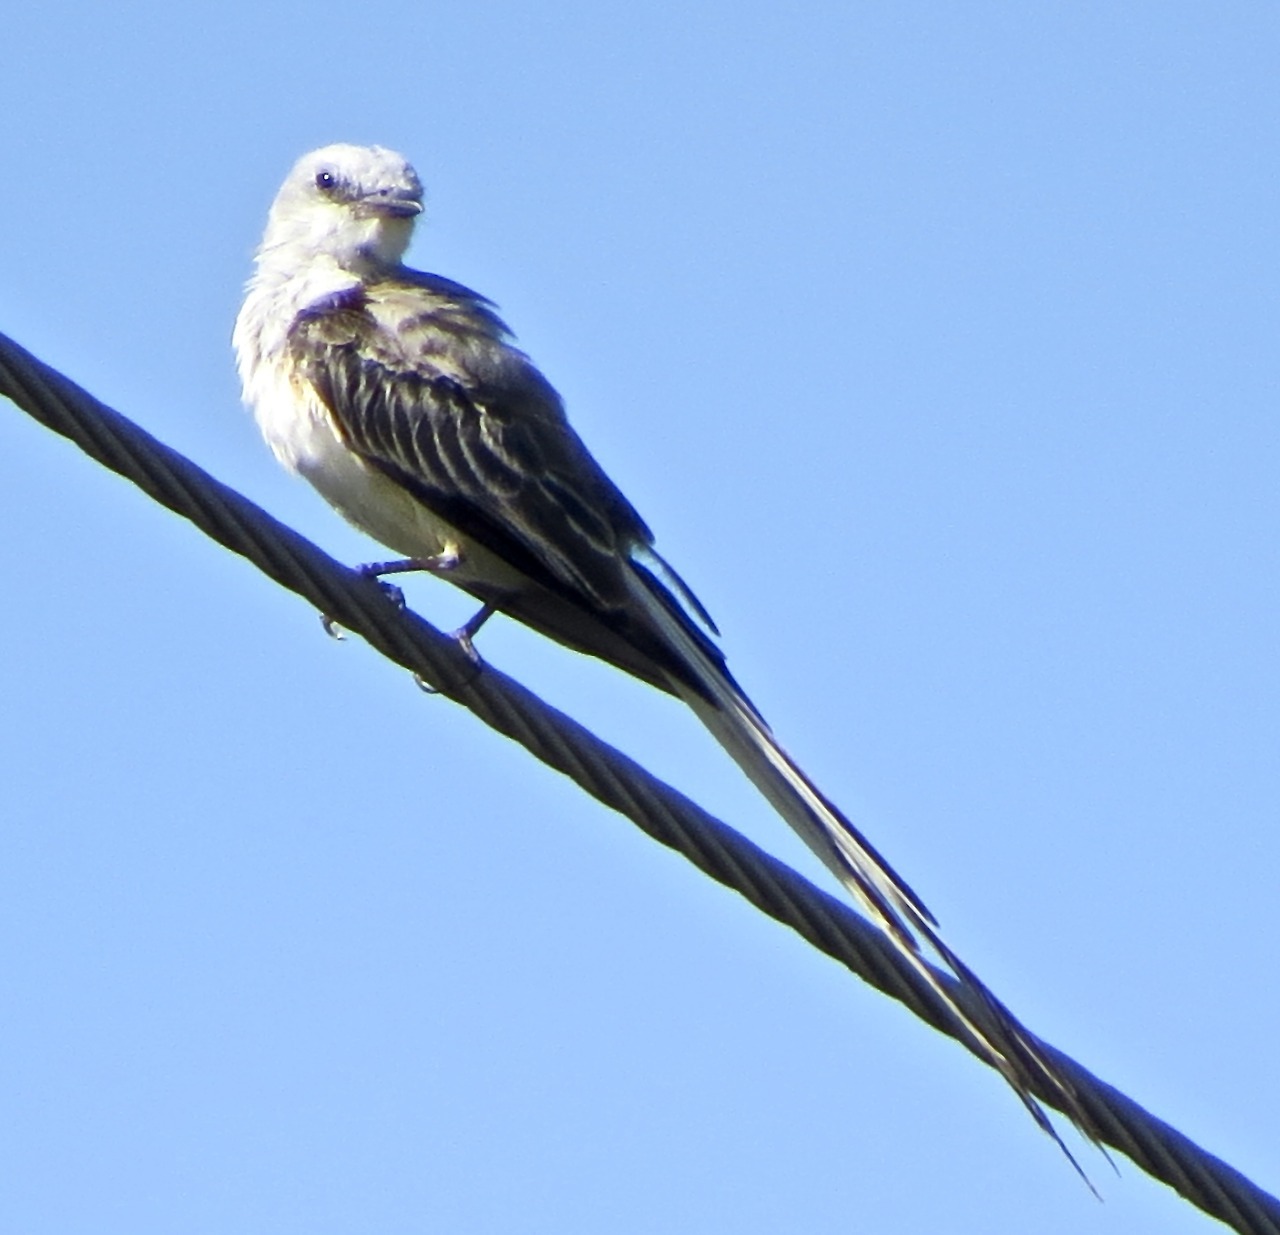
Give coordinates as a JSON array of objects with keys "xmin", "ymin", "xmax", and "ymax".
[{"xmin": 634, "ymin": 580, "xmax": 1105, "ymax": 1177}]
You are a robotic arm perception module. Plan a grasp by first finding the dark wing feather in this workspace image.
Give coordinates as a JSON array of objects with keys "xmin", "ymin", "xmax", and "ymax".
[{"xmin": 289, "ymin": 276, "xmax": 726, "ymax": 689}]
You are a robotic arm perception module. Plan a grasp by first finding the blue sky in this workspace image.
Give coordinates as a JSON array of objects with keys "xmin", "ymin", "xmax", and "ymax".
[{"xmin": 2, "ymin": 4, "xmax": 1278, "ymax": 1232}]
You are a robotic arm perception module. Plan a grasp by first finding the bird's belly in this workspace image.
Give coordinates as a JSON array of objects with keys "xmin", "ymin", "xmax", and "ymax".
[{"xmin": 255, "ymin": 373, "xmax": 525, "ymax": 592}]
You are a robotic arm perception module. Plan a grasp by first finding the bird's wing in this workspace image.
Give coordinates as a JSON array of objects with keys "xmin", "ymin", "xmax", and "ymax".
[{"xmin": 288, "ymin": 277, "xmax": 724, "ymax": 691}]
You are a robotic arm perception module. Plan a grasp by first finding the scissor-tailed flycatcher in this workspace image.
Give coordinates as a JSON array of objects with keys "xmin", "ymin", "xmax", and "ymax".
[{"xmin": 234, "ymin": 144, "xmax": 1099, "ymax": 1165}]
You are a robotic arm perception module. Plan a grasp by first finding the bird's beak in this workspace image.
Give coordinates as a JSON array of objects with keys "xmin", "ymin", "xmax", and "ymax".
[{"xmin": 359, "ymin": 188, "xmax": 424, "ymax": 219}]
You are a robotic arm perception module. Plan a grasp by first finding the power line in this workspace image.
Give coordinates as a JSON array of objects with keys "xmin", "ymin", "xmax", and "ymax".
[{"xmin": 2, "ymin": 328, "xmax": 1277, "ymax": 1234}]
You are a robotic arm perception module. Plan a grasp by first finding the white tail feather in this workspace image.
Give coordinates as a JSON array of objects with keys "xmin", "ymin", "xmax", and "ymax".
[{"xmin": 627, "ymin": 574, "xmax": 1102, "ymax": 1174}]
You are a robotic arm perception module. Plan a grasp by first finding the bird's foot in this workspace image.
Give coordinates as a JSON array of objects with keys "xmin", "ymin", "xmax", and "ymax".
[
  {"xmin": 452, "ymin": 602, "xmax": 496, "ymax": 664},
  {"xmin": 408, "ymin": 605, "xmax": 494, "ymax": 696},
  {"xmin": 321, "ymin": 569, "xmax": 414, "ymax": 638}
]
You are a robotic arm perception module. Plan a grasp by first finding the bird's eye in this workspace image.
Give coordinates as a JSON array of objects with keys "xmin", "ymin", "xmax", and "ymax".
[{"xmin": 314, "ymin": 169, "xmax": 337, "ymax": 192}]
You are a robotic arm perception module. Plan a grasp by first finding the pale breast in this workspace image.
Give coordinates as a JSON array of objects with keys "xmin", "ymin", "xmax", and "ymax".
[{"xmin": 250, "ymin": 355, "xmax": 527, "ymax": 594}]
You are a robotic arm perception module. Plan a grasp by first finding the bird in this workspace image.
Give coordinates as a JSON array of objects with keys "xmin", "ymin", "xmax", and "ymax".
[{"xmin": 233, "ymin": 143, "xmax": 1101, "ymax": 1169}]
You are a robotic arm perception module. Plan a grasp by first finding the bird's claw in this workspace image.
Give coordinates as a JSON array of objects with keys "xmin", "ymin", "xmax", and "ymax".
[
  {"xmin": 323, "ymin": 562, "xmax": 490, "ymax": 693},
  {"xmin": 453, "ymin": 626, "xmax": 483, "ymax": 664},
  {"xmin": 411, "ymin": 607, "xmax": 493, "ymax": 696},
  {"xmin": 320, "ymin": 573, "xmax": 406, "ymax": 639},
  {"xmin": 376, "ymin": 579, "xmax": 406, "ymax": 609},
  {"xmin": 417, "ymin": 621, "xmax": 486, "ymax": 693},
  {"xmin": 452, "ymin": 602, "xmax": 495, "ymax": 666}
]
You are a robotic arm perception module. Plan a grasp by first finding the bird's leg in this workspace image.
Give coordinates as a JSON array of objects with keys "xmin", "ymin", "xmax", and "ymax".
[
  {"xmin": 324, "ymin": 551, "xmax": 492, "ymax": 683},
  {"xmin": 410, "ymin": 606, "xmax": 493, "ymax": 696},
  {"xmin": 358, "ymin": 550, "xmax": 462, "ymax": 609},
  {"xmin": 453, "ymin": 602, "xmax": 496, "ymax": 662},
  {"xmin": 361, "ymin": 552, "xmax": 491, "ymax": 660},
  {"xmin": 359, "ymin": 551, "xmax": 461, "ymax": 579}
]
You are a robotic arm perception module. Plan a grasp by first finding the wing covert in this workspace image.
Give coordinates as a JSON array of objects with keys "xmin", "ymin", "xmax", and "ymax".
[{"xmin": 289, "ymin": 280, "xmax": 660, "ymax": 620}]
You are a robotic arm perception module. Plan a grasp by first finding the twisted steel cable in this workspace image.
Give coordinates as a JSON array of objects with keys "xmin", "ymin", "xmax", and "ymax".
[{"xmin": 2, "ymin": 328, "xmax": 1277, "ymax": 1234}]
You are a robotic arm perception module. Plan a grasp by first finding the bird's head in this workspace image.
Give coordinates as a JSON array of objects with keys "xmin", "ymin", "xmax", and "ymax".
[{"xmin": 257, "ymin": 144, "xmax": 424, "ymax": 274}]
